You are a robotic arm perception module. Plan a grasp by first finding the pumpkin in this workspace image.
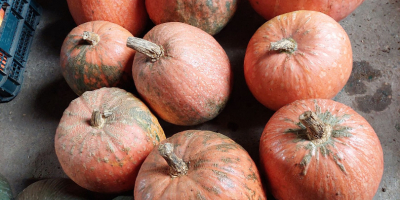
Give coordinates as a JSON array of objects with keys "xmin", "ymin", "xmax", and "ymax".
[
  {"xmin": 60, "ymin": 21, "xmax": 136, "ymax": 96},
  {"xmin": 259, "ymin": 99, "xmax": 384, "ymax": 200},
  {"xmin": 145, "ymin": 0, "xmax": 238, "ymax": 35},
  {"xmin": 127, "ymin": 22, "xmax": 232, "ymax": 126},
  {"xmin": 66, "ymin": 0, "xmax": 148, "ymax": 36},
  {"xmin": 16, "ymin": 178, "xmax": 91, "ymax": 200},
  {"xmin": 134, "ymin": 130, "xmax": 267, "ymax": 199},
  {"xmin": 248, "ymin": 0, "xmax": 365, "ymax": 21},
  {"xmin": 55, "ymin": 87, "xmax": 166, "ymax": 193},
  {"xmin": 0, "ymin": 8, "xmax": 4, "ymax": 27},
  {"xmin": 244, "ymin": 11, "xmax": 352, "ymax": 111},
  {"xmin": 0, "ymin": 173, "xmax": 12, "ymax": 200}
]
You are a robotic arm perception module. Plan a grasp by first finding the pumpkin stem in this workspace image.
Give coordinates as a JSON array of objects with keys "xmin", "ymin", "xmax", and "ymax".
[
  {"xmin": 270, "ymin": 38, "xmax": 297, "ymax": 54},
  {"xmin": 158, "ymin": 143, "xmax": 188, "ymax": 178},
  {"xmin": 126, "ymin": 37, "xmax": 164, "ymax": 62},
  {"xmin": 90, "ymin": 110, "xmax": 106, "ymax": 128},
  {"xmin": 82, "ymin": 31, "xmax": 100, "ymax": 46},
  {"xmin": 299, "ymin": 111, "xmax": 332, "ymax": 145}
]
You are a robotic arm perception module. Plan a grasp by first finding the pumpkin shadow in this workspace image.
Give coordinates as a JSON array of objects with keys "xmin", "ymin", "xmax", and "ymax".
[{"xmin": 33, "ymin": 77, "xmax": 77, "ymax": 121}]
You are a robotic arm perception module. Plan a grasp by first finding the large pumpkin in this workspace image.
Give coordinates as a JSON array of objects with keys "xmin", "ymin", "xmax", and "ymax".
[
  {"xmin": 55, "ymin": 87, "xmax": 166, "ymax": 193},
  {"xmin": 145, "ymin": 0, "xmax": 238, "ymax": 35},
  {"xmin": 248, "ymin": 0, "xmax": 365, "ymax": 21},
  {"xmin": 244, "ymin": 11, "xmax": 352, "ymax": 111},
  {"xmin": 0, "ymin": 173, "xmax": 12, "ymax": 200},
  {"xmin": 134, "ymin": 130, "xmax": 267, "ymax": 199},
  {"xmin": 259, "ymin": 99, "xmax": 384, "ymax": 200},
  {"xmin": 16, "ymin": 178, "xmax": 91, "ymax": 200},
  {"xmin": 60, "ymin": 21, "xmax": 136, "ymax": 96},
  {"xmin": 66, "ymin": 0, "xmax": 148, "ymax": 36},
  {"xmin": 127, "ymin": 22, "xmax": 232, "ymax": 126}
]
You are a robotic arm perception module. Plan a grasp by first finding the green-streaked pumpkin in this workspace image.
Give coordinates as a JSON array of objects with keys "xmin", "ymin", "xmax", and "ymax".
[
  {"xmin": 16, "ymin": 178, "xmax": 91, "ymax": 200},
  {"xmin": 55, "ymin": 87, "xmax": 166, "ymax": 193},
  {"xmin": 60, "ymin": 21, "xmax": 136, "ymax": 96},
  {"xmin": 127, "ymin": 22, "xmax": 232, "ymax": 126},
  {"xmin": 259, "ymin": 99, "xmax": 384, "ymax": 199},
  {"xmin": 134, "ymin": 130, "xmax": 267, "ymax": 199},
  {"xmin": 145, "ymin": 0, "xmax": 238, "ymax": 35},
  {"xmin": 0, "ymin": 173, "xmax": 12, "ymax": 200}
]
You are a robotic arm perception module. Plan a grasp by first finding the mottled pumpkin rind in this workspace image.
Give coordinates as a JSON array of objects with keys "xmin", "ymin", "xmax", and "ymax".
[
  {"xmin": 60, "ymin": 21, "xmax": 136, "ymax": 96},
  {"xmin": 132, "ymin": 22, "xmax": 233, "ymax": 126},
  {"xmin": 244, "ymin": 11, "xmax": 352, "ymax": 111},
  {"xmin": 145, "ymin": 0, "xmax": 238, "ymax": 35},
  {"xmin": 55, "ymin": 87, "xmax": 166, "ymax": 193},
  {"xmin": 135, "ymin": 130, "xmax": 267, "ymax": 200},
  {"xmin": 259, "ymin": 99, "xmax": 384, "ymax": 200}
]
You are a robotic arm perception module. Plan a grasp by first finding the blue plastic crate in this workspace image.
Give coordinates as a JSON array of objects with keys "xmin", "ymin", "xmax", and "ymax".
[{"xmin": 0, "ymin": 0, "xmax": 41, "ymax": 102}]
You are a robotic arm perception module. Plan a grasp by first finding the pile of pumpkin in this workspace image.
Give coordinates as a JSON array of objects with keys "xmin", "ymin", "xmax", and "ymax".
[{"xmin": 1, "ymin": 0, "xmax": 384, "ymax": 199}]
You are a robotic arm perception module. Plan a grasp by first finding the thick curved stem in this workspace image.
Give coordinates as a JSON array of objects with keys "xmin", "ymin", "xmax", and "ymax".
[
  {"xmin": 158, "ymin": 143, "xmax": 188, "ymax": 178},
  {"xmin": 90, "ymin": 110, "xmax": 105, "ymax": 128},
  {"xmin": 270, "ymin": 38, "xmax": 297, "ymax": 54},
  {"xmin": 299, "ymin": 111, "xmax": 332, "ymax": 145},
  {"xmin": 126, "ymin": 37, "xmax": 164, "ymax": 62},
  {"xmin": 82, "ymin": 31, "xmax": 100, "ymax": 46}
]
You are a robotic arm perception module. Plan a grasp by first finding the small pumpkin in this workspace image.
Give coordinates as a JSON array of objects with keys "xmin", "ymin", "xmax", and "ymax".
[
  {"xmin": 55, "ymin": 87, "xmax": 166, "ymax": 193},
  {"xmin": 0, "ymin": 8, "xmax": 4, "ymax": 27},
  {"xmin": 145, "ymin": 0, "xmax": 238, "ymax": 35},
  {"xmin": 0, "ymin": 173, "xmax": 12, "ymax": 200},
  {"xmin": 134, "ymin": 130, "xmax": 267, "ymax": 199},
  {"xmin": 248, "ymin": 0, "xmax": 365, "ymax": 21},
  {"xmin": 60, "ymin": 21, "xmax": 136, "ymax": 96},
  {"xmin": 16, "ymin": 178, "xmax": 91, "ymax": 200},
  {"xmin": 127, "ymin": 22, "xmax": 232, "ymax": 126},
  {"xmin": 244, "ymin": 11, "xmax": 352, "ymax": 111},
  {"xmin": 259, "ymin": 99, "xmax": 384, "ymax": 200},
  {"xmin": 66, "ymin": 0, "xmax": 148, "ymax": 36}
]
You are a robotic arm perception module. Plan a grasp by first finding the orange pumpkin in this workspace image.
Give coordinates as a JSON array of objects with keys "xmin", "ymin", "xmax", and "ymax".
[
  {"xmin": 0, "ymin": 8, "xmax": 4, "ymax": 27},
  {"xmin": 145, "ymin": 0, "xmax": 238, "ymax": 35},
  {"xmin": 60, "ymin": 21, "xmax": 135, "ymax": 96},
  {"xmin": 260, "ymin": 99, "xmax": 384, "ymax": 199},
  {"xmin": 135, "ymin": 130, "xmax": 267, "ymax": 199},
  {"xmin": 55, "ymin": 87, "xmax": 166, "ymax": 193},
  {"xmin": 66, "ymin": 0, "xmax": 148, "ymax": 36},
  {"xmin": 248, "ymin": 0, "xmax": 365, "ymax": 21},
  {"xmin": 244, "ymin": 11, "xmax": 352, "ymax": 111},
  {"xmin": 127, "ymin": 22, "xmax": 232, "ymax": 126}
]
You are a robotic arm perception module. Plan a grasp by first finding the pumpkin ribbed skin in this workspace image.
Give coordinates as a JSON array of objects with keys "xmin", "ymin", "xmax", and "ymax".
[
  {"xmin": 60, "ymin": 21, "xmax": 135, "ymax": 96},
  {"xmin": 135, "ymin": 130, "xmax": 267, "ymax": 200},
  {"xmin": 16, "ymin": 178, "xmax": 90, "ymax": 200},
  {"xmin": 66, "ymin": 0, "xmax": 148, "ymax": 36},
  {"xmin": 259, "ymin": 99, "xmax": 384, "ymax": 200},
  {"xmin": 55, "ymin": 88, "xmax": 166, "ymax": 193},
  {"xmin": 145, "ymin": 0, "xmax": 238, "ymax": 35},
  {"xmin": 248, "ymin": 0, "xmax": 365, "ymax": 21},
  {"xmin": 244, "ymin": 11, "xmax": 352, "ymax": 111},
  {"xmin": 132, "ymin": 22, "xmax": 232, "ymax": 126}
]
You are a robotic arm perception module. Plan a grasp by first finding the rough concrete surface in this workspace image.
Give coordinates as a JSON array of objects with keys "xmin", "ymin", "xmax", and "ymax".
[{"xmin": 0, "ymin": 0, "xmax": 399, "ymax": 199}]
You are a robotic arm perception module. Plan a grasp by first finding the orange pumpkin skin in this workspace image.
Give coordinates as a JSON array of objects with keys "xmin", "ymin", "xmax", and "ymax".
[
  {"xmin": 248, "ymin": 0, "xmax": 365, "ymax": 21},
  {"xmin": 66, "ymin": 0, "xmax": 148, "ymax": 36},
  {"xmin": 145, "ymin": 0, "xmax": 238, "ymax": 35},
  {"xmin": 60, "ymin": 21, "xmax": 135, "ymax": 96},
  {"xmin": 132, "ymin": 22, "xmax": 232, "ymax": 126},
  {"xmin": 55, "ymin": 87, "xmax": 166, "ymax": 193},
  {"xmin": 259, "ymin": 99, "xmax": 384, "ymax": 200},
  {"xmin": 244, "ymin": 11, "xmax": 352, "ymax": 111},
  {"xmin": 135, "ymin": 130, "xmax": 267, "ymax": 200}
]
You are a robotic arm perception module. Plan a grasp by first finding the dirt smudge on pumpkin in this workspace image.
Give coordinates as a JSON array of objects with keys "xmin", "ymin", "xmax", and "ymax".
[
  {"xmin": 345, "ymin": 61, "xmax": 381, "ymax": 95},
  {"xmin": 355, "ymin": 83, "xmax": 392, "ymax": 113},
  {"xmin": 395, "ymin": 123, "xmax": 400, "ymax": 132}
]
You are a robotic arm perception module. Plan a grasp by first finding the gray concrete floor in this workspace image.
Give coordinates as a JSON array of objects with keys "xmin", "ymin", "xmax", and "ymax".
[{"xmin": 0, "ymin": 0, "xmax": 399, "ymax": 199}]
